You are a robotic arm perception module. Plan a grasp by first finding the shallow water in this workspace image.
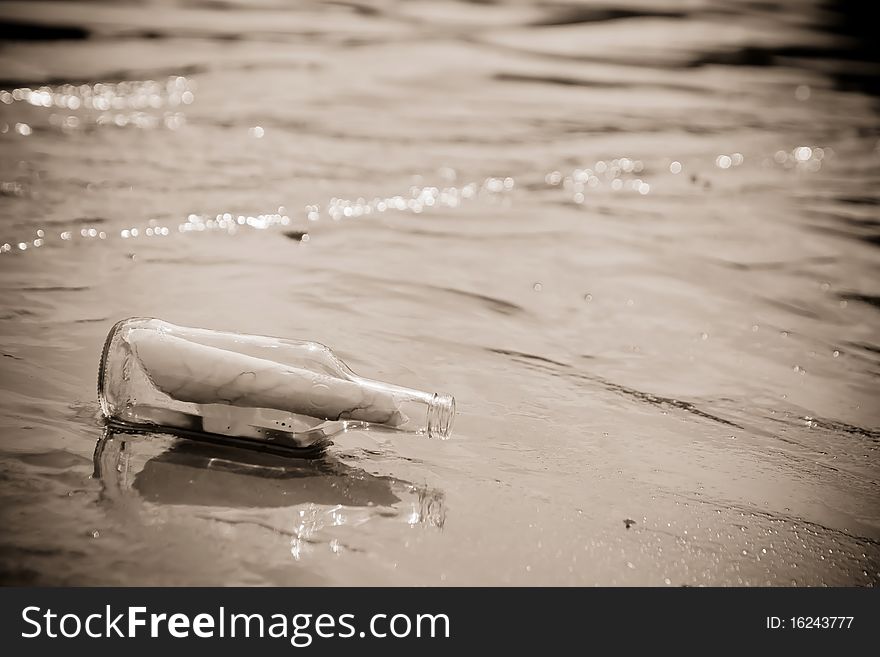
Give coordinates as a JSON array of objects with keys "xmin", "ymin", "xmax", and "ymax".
[{"xmin": 0, "ymin": 0, "xmax": 878, "ymax": 585}]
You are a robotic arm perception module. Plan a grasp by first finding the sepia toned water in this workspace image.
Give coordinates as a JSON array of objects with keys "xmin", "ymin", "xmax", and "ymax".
[{"xmin": 0, "ymin": 0, "xmax": 878, "ymax": 586}]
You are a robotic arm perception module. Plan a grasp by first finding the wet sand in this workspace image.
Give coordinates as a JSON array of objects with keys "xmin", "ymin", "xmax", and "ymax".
[{"xmin": 0, "ymin": 0, "xmax": 878, "ymax": 585}]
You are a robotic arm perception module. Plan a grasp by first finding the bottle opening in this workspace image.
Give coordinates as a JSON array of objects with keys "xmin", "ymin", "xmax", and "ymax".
[{"xmin": 427, "ymin": 393, "xmax": 455, "ymax": 439}]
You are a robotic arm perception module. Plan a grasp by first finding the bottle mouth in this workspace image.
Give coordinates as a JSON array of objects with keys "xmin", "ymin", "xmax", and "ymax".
[{"xmin": 427, "ymin": 393, "xmax": 455, "ymax": 439}]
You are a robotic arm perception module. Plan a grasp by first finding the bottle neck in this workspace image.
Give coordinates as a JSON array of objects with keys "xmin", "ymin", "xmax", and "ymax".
[
  {"xmin": 426, "ymin": 392, "xmax": 456, "ymax": 440},
  {"xmin": 353, "ymin": 377, "xmax": 455, "ymax": 439}
]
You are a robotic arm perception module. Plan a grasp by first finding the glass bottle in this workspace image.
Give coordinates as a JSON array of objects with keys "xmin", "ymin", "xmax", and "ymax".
[{"xmin": 97, "ymin": 318, "xmax": 455, "ymax": 453}]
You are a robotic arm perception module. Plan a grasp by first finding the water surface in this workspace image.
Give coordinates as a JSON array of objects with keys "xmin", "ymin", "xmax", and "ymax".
[{"xmin": 0, "ymin": 0, "xmax": 878, "ymax": 585}]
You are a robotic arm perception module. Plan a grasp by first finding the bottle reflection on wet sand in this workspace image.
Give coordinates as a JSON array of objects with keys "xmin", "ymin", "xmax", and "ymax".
[{"xmin": 92, "ymin": 428, "xmax": 446, "ymax": 560}]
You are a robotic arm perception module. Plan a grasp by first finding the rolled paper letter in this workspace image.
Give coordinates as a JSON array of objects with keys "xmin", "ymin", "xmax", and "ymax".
[{"xmin": 128, "ymin": 329, "xmax": 407, "ymax": 426}]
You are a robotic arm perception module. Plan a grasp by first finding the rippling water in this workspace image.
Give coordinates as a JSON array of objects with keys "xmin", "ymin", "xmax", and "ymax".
[{"xmin": 0, "ymin": 0, "xmax": 878, "ymax": 585}]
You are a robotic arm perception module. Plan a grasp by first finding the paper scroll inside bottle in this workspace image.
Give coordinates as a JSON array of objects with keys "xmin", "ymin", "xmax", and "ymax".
[{"xmin": 128, "ymin": 329, "xmax": 408, "ymax": 426}]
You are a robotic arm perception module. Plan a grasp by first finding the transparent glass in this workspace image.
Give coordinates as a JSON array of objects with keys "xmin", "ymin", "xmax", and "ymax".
[{"xmin": 97, "ymin": 318, "xmax": 455, "ymax": 453}]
